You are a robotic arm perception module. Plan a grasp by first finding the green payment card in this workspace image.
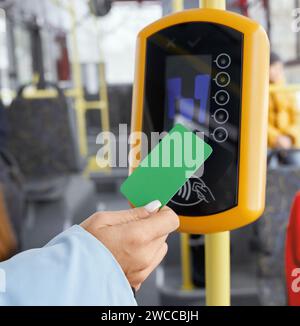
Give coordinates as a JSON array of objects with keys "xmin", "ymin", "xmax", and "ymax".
[{"xmin": 120, "ymin": 124, "xmax": 213, "ymax": 208}]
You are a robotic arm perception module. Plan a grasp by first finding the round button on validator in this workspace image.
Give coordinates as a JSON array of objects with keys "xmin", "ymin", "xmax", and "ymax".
[
  {"xmin": 215, "ymin": 53, "xmax": 231, "ymax": 69},
  {"xmin": 215, "ymin": 72, "xmax": 230, "ymax": 87},
  {"xmin": 214, "ymin": 90, "xmax": 230, "ymax": 106},
  {"xmin": 214, "ymin": 109, "xmax": 229, "ymax": 124},
  {"xmin": 213, "ymin": 127, "xmax": 228, "ymax": 143}
]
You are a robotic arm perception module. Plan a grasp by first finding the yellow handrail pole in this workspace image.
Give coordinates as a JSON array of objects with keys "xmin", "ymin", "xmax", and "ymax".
[
  {"xmin": 93, "ymin": 17, "xmax": 110, "ymax": 136},
  {"xmin": 96, "ymin": 61, "xmax": 112, "ymax": 171},
  {"xmin": 87, "ymin": 16, "xmax": 112, "ymax": 174},
  {"xmin": 201, "ymin": 0, "xmax": 226, "ymax": 8},
  {"xmin": 171, "ymin": 0, "xmax": 193, "ymax": 292},
  {"xmin": 201, "ymin": 0, "xmax": 231, "ymax": 306},
  {"xmin": 173, "ymin": 0, "xmax": 184, "ymax": 12},
  {"xmin": 180, "ymin": 233, "xmax": 194, "ymax": 291},
  {"xmin": 69, "ymin": 0, "xmax": 88, "ymax": 157},
  {"xmin": 23, "ymin": 89, "xmax": 58, "ymax": 99},
  {"xmin": 99, "ymin": 62, "xmax": 110, "ymax": 135},
  {"xmin": 205, "ymin": 231, "xmax": 230, "ymax": 305}
]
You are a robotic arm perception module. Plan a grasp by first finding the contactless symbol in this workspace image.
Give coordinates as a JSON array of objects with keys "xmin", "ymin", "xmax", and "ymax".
[
  {"xmin": 177, "ymin": 179, "xmax": 193, "ymax": 201},
  {"xmin": 192, "ymin": 179, "xmax": 215, "ymax": 204},
  {"xmin": 215, "ymin": 53, "xmax": 231, "ymax": 69},
  {"xmin": 214, "ymin": 72, "xmax": 230, "ymax": 87},
  {"xmin": 212, "ymin": 127, "xmax": 228, "ymax": 143},
  {"xmin": 213, "ymin": 109, "xmax": 229, "ymax": 124},
  {"xmin": 171, "ymin": 177, "xmax": 215, "ymax": 207},
  {"xmin": 213, "ymin": 90, "xmax": 230, "ymax": 106}
]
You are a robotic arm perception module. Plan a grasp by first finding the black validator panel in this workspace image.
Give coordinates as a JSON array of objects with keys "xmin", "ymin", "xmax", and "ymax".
[{"xmin": 142, "ymin": 22, "xmax": 243, "ymax": 216}]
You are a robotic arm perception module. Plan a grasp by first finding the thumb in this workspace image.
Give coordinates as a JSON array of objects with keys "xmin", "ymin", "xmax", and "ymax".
[
  {"xmin": 118, "ymin": 200, "xmax": 162, "ymax": 224},
  {"xmin": 83, "ymin": 200, "xmax": 162, "ymax": 229}
]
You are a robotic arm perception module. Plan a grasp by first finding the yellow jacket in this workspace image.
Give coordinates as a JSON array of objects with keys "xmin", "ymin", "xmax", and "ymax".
[{"xmin": 268, "ymin": 88, "xmax": 300, "ymax": 148}]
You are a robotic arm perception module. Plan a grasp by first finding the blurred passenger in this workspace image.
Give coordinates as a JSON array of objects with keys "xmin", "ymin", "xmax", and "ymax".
[{"xmin": 268, "ymin": 52, "xmax": 300, "ymax": 149}]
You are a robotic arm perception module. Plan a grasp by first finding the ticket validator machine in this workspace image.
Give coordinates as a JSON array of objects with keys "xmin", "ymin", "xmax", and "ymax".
[{"xmin": 130, "ymin": 0, "xmax": 269, "ymax": 305}]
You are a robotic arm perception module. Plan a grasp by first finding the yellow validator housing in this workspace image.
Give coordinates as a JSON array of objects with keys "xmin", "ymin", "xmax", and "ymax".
[{"xmin": 130, "ymin": 8, "xmax": 270, "ymax": 234}]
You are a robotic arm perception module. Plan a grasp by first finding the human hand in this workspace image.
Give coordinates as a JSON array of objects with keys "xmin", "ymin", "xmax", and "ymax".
[
  {"xmin": 276, "ymin": 135, "xmax": 292, "ymax": 149},
  {"xmin": 81, "ymin": 201, "xmax": 179, "ymax": 290}
]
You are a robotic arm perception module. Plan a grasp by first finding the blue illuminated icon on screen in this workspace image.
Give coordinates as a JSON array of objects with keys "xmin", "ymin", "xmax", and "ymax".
[{"xmin": 167, "ymin": 74, "xmax": 210, "ymax": 124}]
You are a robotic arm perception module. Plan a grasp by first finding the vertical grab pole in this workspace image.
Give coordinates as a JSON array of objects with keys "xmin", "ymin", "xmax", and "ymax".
[
  {"xmin": 200, "ymin": 0, "xmax": 231, "ymax": 306},
  {"xmin": 205, "ymin": 231, "xmax": 230, "ymax": 305},
  {"xmin": 201, "ymin": 0, "xmax": 226, "ymax": 8},
  {"xmin": 173, "ymin": 0, "xmax": 184, "ymax": 12},
  {"xmin": 180, "ymin": 233, "xmax": 193, "ymax": 291},
  {"xmin": 171, "ymin": 0, "xmax": 193, "ymax": 292},
  {"xmin": 69, "ymin": 0, "xmax": 88, "ymax": 157}
]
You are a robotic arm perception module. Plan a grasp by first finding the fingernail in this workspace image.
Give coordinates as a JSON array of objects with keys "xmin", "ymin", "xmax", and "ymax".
[{"xmin": 144, "ymin": 200, "xmax": 162, "ymax": 213}]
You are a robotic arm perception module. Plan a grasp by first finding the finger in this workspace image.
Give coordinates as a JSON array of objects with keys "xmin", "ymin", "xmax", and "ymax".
[
  {"xmin": 82, "ymin": 204, "xmax": 154, "ymax": 230},
  {"xmin": 131, "ymin": 243, "xmax": 168, "ymax": 290},
  {"xmin": 146, "ymin": 242, "xmax": 168, "ymax": 273},
  {"xmin": 94, "ymin": 200, "xmax": 162, "ymax": 228},
  {"xmin": 133, "ymin": 234, "xmax": 168, "ymax": 271},
  {"xmin": 132, "ymin": 206, "xmax": 179, "ymax": 241},
  {"xmin": 144, "ymin": 200, "xmax": 162, "ymax": 214},
  {"xmin": 143, "ymin": 234, "xmax": 168, "ymax": 262},
  {"xmin": 121, "ymin": 200, "xmax": 162, "ymax": 222},
  {"xmin": 135, "ymin": 284, "xmax": 141, "ymax": 291}
]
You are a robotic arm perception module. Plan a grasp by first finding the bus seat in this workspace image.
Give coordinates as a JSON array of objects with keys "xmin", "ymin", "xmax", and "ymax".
[
  {"xmin": 7, "ymin": 83, "xmax": 84, "ymax": 180},
  {"xmin": 21, "ymin": 174, "xmax": 97, "ymax": 250},
  {"xmin": 5, "ymin": 83, "xmax": 97, "ymax": 250}
]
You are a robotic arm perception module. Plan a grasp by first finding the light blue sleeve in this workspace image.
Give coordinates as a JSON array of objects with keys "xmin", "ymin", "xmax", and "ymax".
[{"xmin": 0, "ymin": 225, "xmax": 137, "ymax": 306}]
